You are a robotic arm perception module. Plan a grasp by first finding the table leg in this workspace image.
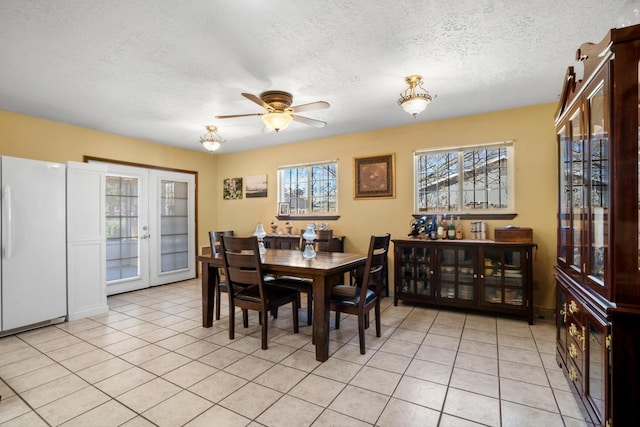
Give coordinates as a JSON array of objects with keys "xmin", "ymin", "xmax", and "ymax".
[
  {"xmin": 312, "ymin": 275, "xmax": 331, "ymax": 362},
  {"xmin": 201, "ymin": 262, "xmax": 217, "ymax": 327}
]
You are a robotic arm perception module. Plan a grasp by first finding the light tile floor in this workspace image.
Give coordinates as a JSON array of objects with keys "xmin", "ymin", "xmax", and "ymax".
[{"xmin": 0, "ymin": 279, "xmax": 595, "ymax": 426}]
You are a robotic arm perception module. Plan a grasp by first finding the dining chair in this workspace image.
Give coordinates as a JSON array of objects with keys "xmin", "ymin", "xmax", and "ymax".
[
  {"xmin": 331, "ymin": 233, "xmax": 391, "ymax": 354},
  {"xmin": 312, "ymin": 229, "xmax": 334, "ymax": 252},
  {"xmin": 208, "ymin": 230, "xmax": 234, "ymax": 320},
  {"xmin": 276, "ymin": 229, "xmax": 337, "ymax": 326},
  {"xmin": 220, "ymin": 235, "xmax": 300, "ymax": 350},
  {"xmin": 349, "ymin": 234, "xmax": 390, "ymax": 297}
]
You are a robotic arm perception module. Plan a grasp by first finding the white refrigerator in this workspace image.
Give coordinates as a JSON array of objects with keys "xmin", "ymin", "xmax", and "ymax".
[{"xmin": 1, "ymin": 156, "xmax": 67, "ymax": 333}]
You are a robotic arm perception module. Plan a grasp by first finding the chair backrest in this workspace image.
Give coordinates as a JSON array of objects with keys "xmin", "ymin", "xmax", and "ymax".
[
  {"xmin": 220, "ymin": 235, "xmax": 266, "ymax": 305},
  {"xmin": 359, "ymin": 233, "xmax": 391, "ymax": 301},
  {"xmin": 209, "ymin": 230, "xmax": 234, "ymax": 256},
  {"xmin": 315, "ymin": 229, "xmax": 334, "ymax": 252},
  {"xmin": 299, "ymin": 229, "xmax": 335, "ymax": 252}
]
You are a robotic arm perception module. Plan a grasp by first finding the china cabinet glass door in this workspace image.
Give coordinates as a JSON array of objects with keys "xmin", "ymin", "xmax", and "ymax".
[
  {"xmin": 558, "ymin": 126, "xmax": 570, "ymax": 265},
  {"xmin": 438, "ymin": 247, "xmax": 475, "ymax": 302},
  {"xmin": 587, "ymin": 319, "xmax": 607, "ymax": 425},
  {"xmin": 588, "ymin": 85, "xmax": 608, "ymax": 285},
  {"xmin": 571, "ymin": 110, "xmax": 586, "ymax": 273},
  {"xmin": 481, "ymin": 247, "xmax": 524, "ymax": 307},
  {"xmin": 398, "ymin": 245, "xmax": 432, "ymax": 297}
]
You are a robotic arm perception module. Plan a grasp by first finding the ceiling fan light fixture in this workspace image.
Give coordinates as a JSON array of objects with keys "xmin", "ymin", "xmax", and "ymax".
[
  {"xmin": 398, "ymin": 74, "xmax": 434, "ymax": 117},
  {"xmin": 262, "ymin": 111, "xmax": 293, "ymax": 132},
  {"xmin": 199, "ymin": 125, "xmax": 224, "ymax": 152}
]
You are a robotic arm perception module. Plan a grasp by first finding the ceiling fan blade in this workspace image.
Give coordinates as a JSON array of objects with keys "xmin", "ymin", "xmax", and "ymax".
[
  {"xmin": 215, "ymin": 113, "xmax": 262, "ymax": 119},
  {"xmin": 242, "ymin": 92, "xmax": 272, "ymax": 110},
  {"xmin": 292, "ymin": 114, "xmax": 327, "ymax": 128},
  {"xmin": 291, "ymin": 101, "xmax": 330, "ymax": 113}
]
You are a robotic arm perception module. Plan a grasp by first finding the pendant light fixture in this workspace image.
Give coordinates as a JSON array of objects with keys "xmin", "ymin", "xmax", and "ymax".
[
  {"xmin": 199, "ymin": 125, "xmax": 225, "ymax": 152},
  {"xmin": 398, "ymin": 75, "xmax": 435, "ymax": 118}
]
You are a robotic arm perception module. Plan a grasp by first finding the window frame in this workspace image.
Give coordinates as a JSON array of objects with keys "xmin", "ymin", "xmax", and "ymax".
[
  {"xmin": 413, "ymin": 140, "xmax": 516, "ymax": 218},
  {"xmin": 276, "ymin": 159, "xmax": 339, "ymax": 220}
]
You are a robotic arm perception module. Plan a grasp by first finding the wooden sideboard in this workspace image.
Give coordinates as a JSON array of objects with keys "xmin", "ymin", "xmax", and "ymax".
[
  {"xmin": 393, "ymin": 238, "xmax": 536, "ymax": 324},
  {"xmin": 263, "ymin": 234, "xmax": 344, "ymax": 252}
]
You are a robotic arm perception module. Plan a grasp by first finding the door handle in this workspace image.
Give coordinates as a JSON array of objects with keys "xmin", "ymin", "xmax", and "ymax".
[{"xmin": 140, "ymin": 234, "xmax": 150, "ymax": 240}]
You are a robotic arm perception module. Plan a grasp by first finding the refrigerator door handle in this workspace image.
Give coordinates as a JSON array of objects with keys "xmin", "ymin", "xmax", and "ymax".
[{"xmin": 2, "ymin": 184, "xmax": 11, "ymax": 259}]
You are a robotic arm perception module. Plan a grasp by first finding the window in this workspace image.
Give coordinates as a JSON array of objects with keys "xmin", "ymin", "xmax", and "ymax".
[
  {"xmin": 278, "ymin": 160, "xmax": 338, "ymax": 216},
  {"xmin": 414, "ymin": 141, "xmax": 514, "ymax": 214}
]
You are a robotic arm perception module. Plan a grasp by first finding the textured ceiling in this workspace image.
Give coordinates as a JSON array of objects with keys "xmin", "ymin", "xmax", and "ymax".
[{"xmin": 0, "ymin": 0, "xmax": 630, "ymax": 153}]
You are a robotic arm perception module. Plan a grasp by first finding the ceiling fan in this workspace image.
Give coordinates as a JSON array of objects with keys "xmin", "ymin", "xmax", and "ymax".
[{"xmin": 215, "ymin": 91, "xmax": 330, "ymax": 132}]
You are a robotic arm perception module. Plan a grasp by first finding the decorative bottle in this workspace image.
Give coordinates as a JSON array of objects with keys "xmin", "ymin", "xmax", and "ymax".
[
  {"xmin": 429, "ymin": 216, "xmax": 438, "ymax": 240},
  {"xmin": 447, "ymin": 218, "xmax": 456, "ymax": 240},
  {"xmin": 455, "ymin": 216, "xmax": 463, "ymax": 240},
  {"xmin": 436, "ymin": 214, "xmax": 445, "ymax": 240}
]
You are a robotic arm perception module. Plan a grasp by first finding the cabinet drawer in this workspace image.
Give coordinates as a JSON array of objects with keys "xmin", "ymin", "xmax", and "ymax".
[
  {"xmin": 565, "ymin": 298, "xmax": 584, "ymax": 326},
  {"xmin": 566, "ymin": 358, "xmax": 584, "ymax": 389},
  {"xmin": 567, "ymin": 334, "xmax": 584, "ymax": 371}
]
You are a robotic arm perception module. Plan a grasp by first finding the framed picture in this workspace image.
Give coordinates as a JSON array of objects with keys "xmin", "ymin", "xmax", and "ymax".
[
  {"xmin": 245, "ymin": 174, "xmax": 268, "ymax": 198},
  {"xmin": 278, "ymin": 202, "xmax": 290, "ymax": 216},
  {"xmin": 223, "ymin": 177, "xmax": 243, "ymax": 199},
  {"xmin": 354, "ymin": 153, "xmax": 395, "ymax": 199}
]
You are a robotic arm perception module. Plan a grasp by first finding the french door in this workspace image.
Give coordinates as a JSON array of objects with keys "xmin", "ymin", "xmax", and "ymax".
[{"xmin": 102, "ymin": 163, "xmax": 195, "ymax": 295}]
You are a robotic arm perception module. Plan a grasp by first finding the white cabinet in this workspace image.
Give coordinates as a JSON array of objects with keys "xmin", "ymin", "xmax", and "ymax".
[{"xmin": 66, "ymin": 161, "xmax": 108, "ymax": 320}]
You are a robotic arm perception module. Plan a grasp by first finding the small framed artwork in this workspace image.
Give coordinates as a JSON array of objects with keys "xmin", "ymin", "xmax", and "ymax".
[
  {"xmin": 354, "ymin": 153, "xmax": 395, "ymax": 199},
  {"xmin": 245, "ymin": 174, "xmax": 268, "ymax": 198},
  {"xmin": 223, "ymin": 177, "xmax": 243, "ymax": 199},
  {"xmin": 278, "ymin": 202, "xmax": 290, "ymax": 216}
]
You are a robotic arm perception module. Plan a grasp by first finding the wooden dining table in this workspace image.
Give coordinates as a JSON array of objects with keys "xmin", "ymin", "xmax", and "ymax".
[{"xmin": 197, "ymin": 249, "xmax": 367, "ymax": 362}]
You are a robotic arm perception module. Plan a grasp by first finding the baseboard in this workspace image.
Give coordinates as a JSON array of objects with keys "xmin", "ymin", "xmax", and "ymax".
[{"xmin": 68, "ymin": 305, "xmax": 109, "ymax": 321}]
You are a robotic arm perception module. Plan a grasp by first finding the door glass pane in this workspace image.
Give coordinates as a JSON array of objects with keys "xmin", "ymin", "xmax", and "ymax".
[
  {"xmin": 106, "ymin": 176, "xmax": 140, "ymax": 281},
  {"xmin": 588, "ymin": 323, "xmax": 605, "ymax": 420},
  {"xmin": 160, "ymin": 180, "xmax": 189, "ymax": 272},
  {"xmin": 416, "ymin": 248, "xmax": 431, "ymax": 296},
  {"xmin": 571, "ymin": 113, "xmax": 585, "ymax": 270},
  {"xmin": 589, "ymin": 86, "xmax": 607, "ymax": 283},
  {"xmin": 558, "ymin": 127, "xmax": 570, "ymax": 263},
  {"xmin": 483, "ymin": 248, "xmax": 523, "ymax": 305}
]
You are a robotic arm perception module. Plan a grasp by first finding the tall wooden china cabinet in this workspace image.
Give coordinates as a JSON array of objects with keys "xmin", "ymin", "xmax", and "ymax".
[{"xmin": 554, "ymin": 24, "xmax": 640, "ymax": 426}]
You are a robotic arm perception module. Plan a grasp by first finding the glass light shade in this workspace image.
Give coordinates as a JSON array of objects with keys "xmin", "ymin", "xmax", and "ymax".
[
  {"xmin": 617, "ymin": 0, "xmax": 640, "ymax": 27},
  {"xmin": 262, "ymin": 112, "xmax": 293, "ymax": 132},
  {"xmin": 201, "ymin": 140, "xmax": 221, "ymax": 152},
  {"xmin": 398, "ymin": 75, "xmax": 434, "ymax": 118},
  {"xmin": 401, "ymin": 96, "xmax": 430, "ymax": 116}
]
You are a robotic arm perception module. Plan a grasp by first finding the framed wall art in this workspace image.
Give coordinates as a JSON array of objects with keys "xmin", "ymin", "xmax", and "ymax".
[
  {"xmin": 223, "ymin": 177, "xmax": 243, "ymax": 199},
  {"xmin": 245, "ymin": 174, "xmax": 267, "ymax": 198},
  {"xmin": 353, "ymin": 153, "xmax": 395, "ymax": 199},
  {"xmin": 278, "ymin": 202, "xmax": 290, "ymax": 216}
]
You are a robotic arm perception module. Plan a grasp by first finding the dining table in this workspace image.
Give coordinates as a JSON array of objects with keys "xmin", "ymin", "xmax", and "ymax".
[{"xmin": 197, "ymin": 249, "xmax": 367, "ymax": 362}]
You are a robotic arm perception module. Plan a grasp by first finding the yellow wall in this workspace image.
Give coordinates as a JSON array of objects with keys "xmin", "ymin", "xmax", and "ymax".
[
  {"xmin": 0, "ymin": 103, "xmax": 558, "ymax": 314},
  {"xmin": 0, "ymin": 109, "xmax": 220, "ymax": 249},
  {"xmin": 215, "ymin": 103, "xmax": 558, "ymax": 314}
]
